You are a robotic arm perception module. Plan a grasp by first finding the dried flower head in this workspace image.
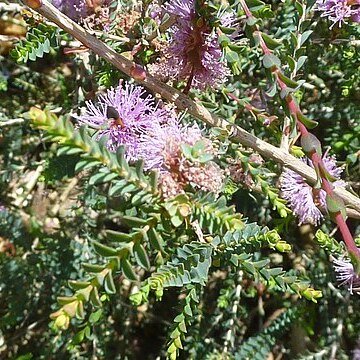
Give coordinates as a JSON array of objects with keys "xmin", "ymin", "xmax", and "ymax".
[
  {"xmin": 332, "ymin": 253, "xmax": 360, "ymax": 294},
  {"xmin": 74, "ymin": 82, "xmax": 170, "ymax": 160},
  {"xmin": 315, "ymin": 0, "xmax": 360, "ymax": 28},
  {"xmin": 138, "ymin": 119, "xmax": 224, "ymax": 198},
  {"xmin": 52, "ymin": 0, "xmax": 87, "ymax": 20},
  {"xmin": 52, "ymin": 0, "xmax": 110, "ymax": 27},
  {"xmin": 280, "ymin": 154, "xmax": 345, "ymax": 225},
  {"xmin": 149, "ymin": 0, "xmax": 236, "ymax": 90}
]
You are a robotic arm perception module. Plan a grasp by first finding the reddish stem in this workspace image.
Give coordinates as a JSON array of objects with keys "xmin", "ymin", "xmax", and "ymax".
[
  {"xmin": 335, "ymin": 212, "xmax": 360, "ymax": 258},
  {"xmin": 239, "ymin": 0, "xmax": 254, "ymax": 20}
]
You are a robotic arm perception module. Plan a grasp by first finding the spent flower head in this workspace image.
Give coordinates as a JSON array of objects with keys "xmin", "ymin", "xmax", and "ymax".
[
  {"xmin": 75, "ymin": 82, "xmax": 170, "ymax": 160},
  {"xmin": 315, "ymin": 0, "xmax": 360, "ymax": 28},
  {"xmin": 138, "ymin": 119, "xmax": 223, "ymax": 198},
  {"xmin": 280, "ymin": 154, "xmax": 345, "ymax": 225},
  {"xmin": 52, "ymin": 0, "xmax": 87, "ymax": 20},
  {"xmin": 52, "ymin": 0, "xmax": 110, "ymax": 28}
]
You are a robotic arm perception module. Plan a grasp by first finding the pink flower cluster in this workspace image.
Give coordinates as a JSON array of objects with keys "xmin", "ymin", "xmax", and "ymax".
[
  {"xmin": 316, "ymin": 0, "xmax": 360, "ymax": 28},
  {"xmin": 280, "ymin": 155, "xmax": 345, "ymax": 225},
  {"xmin": 75, "ymin": 82, "xmax": 224, "ymax": 198}
]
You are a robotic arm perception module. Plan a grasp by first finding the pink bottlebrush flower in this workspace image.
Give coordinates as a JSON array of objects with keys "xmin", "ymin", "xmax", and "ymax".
[
  {"xmin": 315, "ymin": 0, "xmax": 360, "ymax": 28},
  {"xmin": 280, "ymin": 154, "xmax": 346, "ymax": 225},
  {"xmin": 353, "ymin": 342, "xmax": 360, "ymax": 359},
  {"xmin": 331, "ymin": 254, "xmax": 360, "ymax": 294},
  {"xmin": 149, "ymin": 0, "xmax": 235, "ymax": 90},
  {"xmin": 74, "ymin": 82, "xmax": 170, "ymax": 160}
]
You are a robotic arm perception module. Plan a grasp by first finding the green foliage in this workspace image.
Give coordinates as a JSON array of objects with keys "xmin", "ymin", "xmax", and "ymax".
[
  {"xmin": 235, "ymin": 308, "xmax": 299, "ymax": 359},
  {"xmin": 11, "ymin": 23, "xmax": 60, "ymax": 64},
  {"xmin": 1, "ymin": 1, "xmax": 359, "ymax": 359}
]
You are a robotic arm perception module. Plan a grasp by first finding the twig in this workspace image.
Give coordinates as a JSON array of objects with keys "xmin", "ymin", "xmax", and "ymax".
[
  {"xmin": 0, "ymin": 34, "xmax": 24, "ymax": 41},
  {"xmin": 280, "ymin": 1, "xmax": 307, "ymax": 152},
  {"xmin": 24, "ymin": 0, "xmax": 360, "ymax": 214},
  {"xmin": 0, "ymin": 118, "xmax": 25, "ymax": 127},
  {"xmin": 0, "ymin": 3, "xmax": 23, "ymax": 12},
  {"xmin": 223, "ymin": 270, "xmax": 243, "ymax": 353}
]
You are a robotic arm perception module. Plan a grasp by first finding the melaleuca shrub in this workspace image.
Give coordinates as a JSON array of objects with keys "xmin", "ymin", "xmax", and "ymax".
[{"xmin": 1, "ymin": 0, "xmax": 360, "ymax": 359}]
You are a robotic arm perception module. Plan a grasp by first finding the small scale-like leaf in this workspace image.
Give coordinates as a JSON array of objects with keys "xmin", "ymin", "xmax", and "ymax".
[
  {"xmin": 75, "ymin": 159, "xmax": 100, "ymax": 173},
  {"xmin": 82, "ymin": 263, "xmax": 105, "ymax": 273},
  {"xmin": 121, "ymin": 258, "xmax": 138, "ymax": 281},
  {"xmin": 68, "ymin": 280, "xmax": 91, "ymax": 290},
  {"xmin": 89, "ymin": 309, "xmax": 103, "ymax": 324},
  {"xmin": 106, "ymin": 230, "xmax": 133, "ymax": 243},
  {"xmin": 261, "ymin": 33, "xmax": 282, "ymax": 50},
  {"xmin": 92, "ymin": 240, "xmax": 118, "ymax": 257},
  {"xmin": 104, "ymin": 271, "xmax": 117, "ymax": 294},
  {"xmin": 278, "ymin": 72, "xmax": 299, "ymax": 89},
  {"xmin": 89, "ymin": 171, "xmax": 117, "ymax": 185},
  {"xmin": 263, "ymin": 53, "xmax": 281, "ymax": 69},
  {"xmin": 90, "ymin": 287, "xmax": 102, "ymax": 307},
  {"xmin": 300, "ymin": 30, "xmax": 313, "ymax": 47},
  {"xmin": 133, "ymin": 242, "xmax": 150, "ymax": 270},
  {"xmin": 297, "ymin": 111, "xmax": 318, "ymax": 129}
]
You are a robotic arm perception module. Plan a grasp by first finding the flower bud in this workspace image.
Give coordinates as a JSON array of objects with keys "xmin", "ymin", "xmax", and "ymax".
[
  {"xmin": 54, "ymin": 313, "xmax": 70, "ymax": 330},
  {"xmin": 130, "ymin": 64, "xmax": 146, "ymax": 81},
  {"xmin": 326, "ymin": 193, "xmax": 345, "ymax": 217},
  {"xmin": 24, "ymin": 0, "xmax": 42, "ymax": 9},
  {"xmin": 275, "ymin": 241, "xmax": 292, "ymax": 253},
  {"xmin": 302, "ymin": 287, "xmax": 322, "ymax": 303},
  {"xmin": 300, "ymin": 133, "xmax": 322, "ymax": 157}
]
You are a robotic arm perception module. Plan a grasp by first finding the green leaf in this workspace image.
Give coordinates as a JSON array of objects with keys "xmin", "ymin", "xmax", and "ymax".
[
  {"xmin": 278, "ymin": 72, "xmax": 299, "ymax": 89},
  {"xmin": 297, "ymin": 111, "xmax": 318, "ymax": 129},
  {"xmin": 148, "ymin": 228, "xmax": 165, "ymax": 252},
  {"xmin": 90, "ymin": 287, "xmax": 102, "ymax": 307},
  {"xmin": 286, "ymin": 56, "xmax": 296, "ymax": 72},
  {"xmin": 133, "ymin": 242, "xmax": 151, "ymax": 270},
  {"xmin": 265, "ymin": 83, "xmax": 277, "ymax": 97},
  {"xmin": 82, "ymin": 263, "xmax": 106, "ymax": 273},
  {"xmin": 89, "ymin": 309, "xmax": 103, "ymax": 324},
  {"xmin": 218, "ymin": 34, "xmax": 231, "ymax": 47},
  {"xmin": 106, "ymin": 230, "xmax": 133, "ymax": 242},
  {"xmin": 263, "ymin": 53, "xmax": 281, "ymax": 69},
  {"xmin": 104, "ymin": 271, "xmax": 117, "ymax": 294},
  {"xmin": 296, "ymin": 56, "xmax": 308, "ymax": 72},
  {"xmin": 246, "ymin": 0, "xmax": 266, "ymax": 11},
  {"xmin": 121, "ymin": 215, "xmax": 149, "ymax": 227},
  {"xmin": 68, "ymin": 280, "xmax": 91, "ymax": 290},
  {"xmin": 170, "ymin": 213, "xmax": 184, "ymax": 227},
  {"xmin": 300, "ymin": 30, "xmax": 313, "ymax": 47},
  {"xmin": 261, "ymin": 33, "xmax": 282, "ymax": 50},
  {"xmin": 295, "ymin": 1, "xmax": 304, "ymax": 17},
  {"xmin": 226, "ymin": 49, "xmax": 240, "ymax": 64},
  {"xmin": 92, "ymin": 240, "xmax": 118, "ymax": 257},
  {"xmin": 121, "ymin": 258, "xmax": 138, "ymax": 281}
]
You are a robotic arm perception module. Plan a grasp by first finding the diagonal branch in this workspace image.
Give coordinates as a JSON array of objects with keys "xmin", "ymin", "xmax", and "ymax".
[{"xmin": 23, "ymin": 0, "xmax": 360, "ymax": 216}]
